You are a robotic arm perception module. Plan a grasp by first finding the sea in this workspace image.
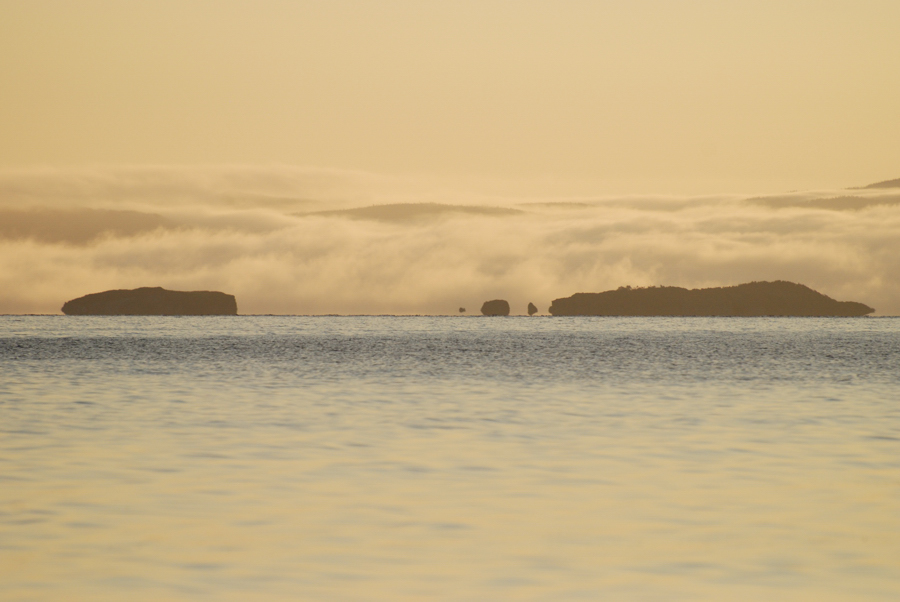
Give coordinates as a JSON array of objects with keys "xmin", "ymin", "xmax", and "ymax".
[{"xmin": 1, "ymin": 316, "xmax": 899, "ymax": 601}]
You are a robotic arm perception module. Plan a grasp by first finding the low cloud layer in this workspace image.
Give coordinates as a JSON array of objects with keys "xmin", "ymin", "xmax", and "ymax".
[{"xmin": 1, "ymin": 166, "xmax": 898, "ymax": 315}]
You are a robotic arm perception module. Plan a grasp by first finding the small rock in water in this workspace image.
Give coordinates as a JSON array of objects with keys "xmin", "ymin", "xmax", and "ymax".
[
  {"xmin": 480, "ymin": 299, "xmax": 510, "ymax": 316},
  {"xmin": 527, "ymin": 302, "xmax": 538, "ymax": 316}
]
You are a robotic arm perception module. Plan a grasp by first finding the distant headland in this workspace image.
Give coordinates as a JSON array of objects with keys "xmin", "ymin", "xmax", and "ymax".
[
  {"xmin": 861, "ymin": 177, "xmax": 900, "ymax": 189},
  {"xmin": 62, "ymin": 287, "xmax": 237, "ymax": 316},
  {"xmin": 547, "ymin": 281, "xmax": 873, "ymax": 317}
]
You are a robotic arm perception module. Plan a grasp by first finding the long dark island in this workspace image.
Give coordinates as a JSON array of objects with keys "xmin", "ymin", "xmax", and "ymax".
[
  {"xmin": 548, "ymin": 281, "xmax": 873, "ymax": 317},
  {"xmin": 62, "ymin": 287, "xmax": 237, "ymax": 315}
]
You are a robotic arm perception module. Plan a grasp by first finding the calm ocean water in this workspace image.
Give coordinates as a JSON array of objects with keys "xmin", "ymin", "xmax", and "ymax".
[{"xmin": 1, "ymin": 316, "xmax": 899, "ymax": 601}]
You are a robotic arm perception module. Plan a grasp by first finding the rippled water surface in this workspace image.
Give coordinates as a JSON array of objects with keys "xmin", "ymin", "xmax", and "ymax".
[{"xmin": 2, "ymin": 316, "xmax": 899, "ymax": 601}]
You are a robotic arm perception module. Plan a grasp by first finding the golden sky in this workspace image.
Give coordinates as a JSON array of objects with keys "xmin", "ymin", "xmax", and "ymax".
[
  {"xmin": 1, "ymin": 3, "xmax": 899, "ymax": 314},
  {"xmin": 2, "ymin": 1, "xmax": 899, "ymax": 193}
]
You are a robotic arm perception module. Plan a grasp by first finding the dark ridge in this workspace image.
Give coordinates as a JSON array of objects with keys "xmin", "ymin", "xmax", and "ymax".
[
  {"xmin": 748, "ymin": 194, "xmax": 900, "ymax": 211},
  {"xmin": 518, "ymin": 202, "xmax": 593, "ymax": 209},
  {"xmin": 304, "ymin": 203, "xmax": 522, "ymax": 222},
  {"xmin": 62, "ymin": 287, "xmax": 237, "ymax": 315},
  {"xmin": 863, "ymin": 177, "xmax": 900, "ymax": 189},
  {"xmin": 481, "ymin": 299, "xmax": 510, "ymax": 316},
  {"xmin": 803, "ymin": 195, "xmax": 900, "ymax": 210},
  {"xmin": 548, "ymin": 281, "xmax": 873, "ymax": 317},
  {"xmin": 0, "ymin": 208, "xmax": 173, "ymax": 245}
]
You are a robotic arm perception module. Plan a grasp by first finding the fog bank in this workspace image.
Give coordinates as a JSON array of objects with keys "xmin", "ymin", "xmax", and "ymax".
[{"xmin": 1, "ymin": 167, "xmax": 897, "ymax": 315}]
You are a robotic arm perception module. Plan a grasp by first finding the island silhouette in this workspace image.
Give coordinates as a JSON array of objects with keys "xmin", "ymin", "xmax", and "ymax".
[
  {"xmin": 548, "ymin": 281, "xmax": 873, "ymax": 317},
  {"xmin": 62, "ymin": 287, "xmax": 237, "ymax": 315}
]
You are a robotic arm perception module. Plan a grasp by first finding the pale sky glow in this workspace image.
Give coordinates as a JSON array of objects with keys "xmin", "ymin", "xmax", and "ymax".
[{"xmin": 1, "ymin": 1, "xmax": 899, "ymax": 193}]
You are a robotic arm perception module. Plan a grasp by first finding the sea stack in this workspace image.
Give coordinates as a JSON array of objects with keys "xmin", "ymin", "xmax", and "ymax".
[
  {"xmin": 481, "ymin": 299, "xmax": 510, "ymax": 316},
  {"xmin": 548, "ymin": 281, "xmax": 873, "ymax": 317},
  {"xmin": 527, "ymin": 302, "xmax": 538, "ymax": 316},
  {"xmin": 62, "ymin": 287, "xmax": 238, "ymax": 315}
]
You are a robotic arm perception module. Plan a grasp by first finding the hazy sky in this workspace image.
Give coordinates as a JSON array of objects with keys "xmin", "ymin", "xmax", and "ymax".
[
  {"xmin": 1, "ymin": 3, "xmax": 898, "ymax": 315},
  {"xmin": 2, "ymin": 1, "xmax": 899, "ymax": 193}
]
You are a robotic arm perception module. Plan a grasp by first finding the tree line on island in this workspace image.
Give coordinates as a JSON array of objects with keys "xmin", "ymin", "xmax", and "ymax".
[{"xmin": 60, "ymin": 281, "xmax": 874, "ymax": 317}]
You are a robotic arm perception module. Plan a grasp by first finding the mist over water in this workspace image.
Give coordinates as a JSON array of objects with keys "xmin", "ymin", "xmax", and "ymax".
[
  {"xmin": 1, "ymin": 166, "xmax": 899, "ymax": 315},
  {"xmin": 2, "ymin": 316, "xmax": 899, "ymax": 601}
]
